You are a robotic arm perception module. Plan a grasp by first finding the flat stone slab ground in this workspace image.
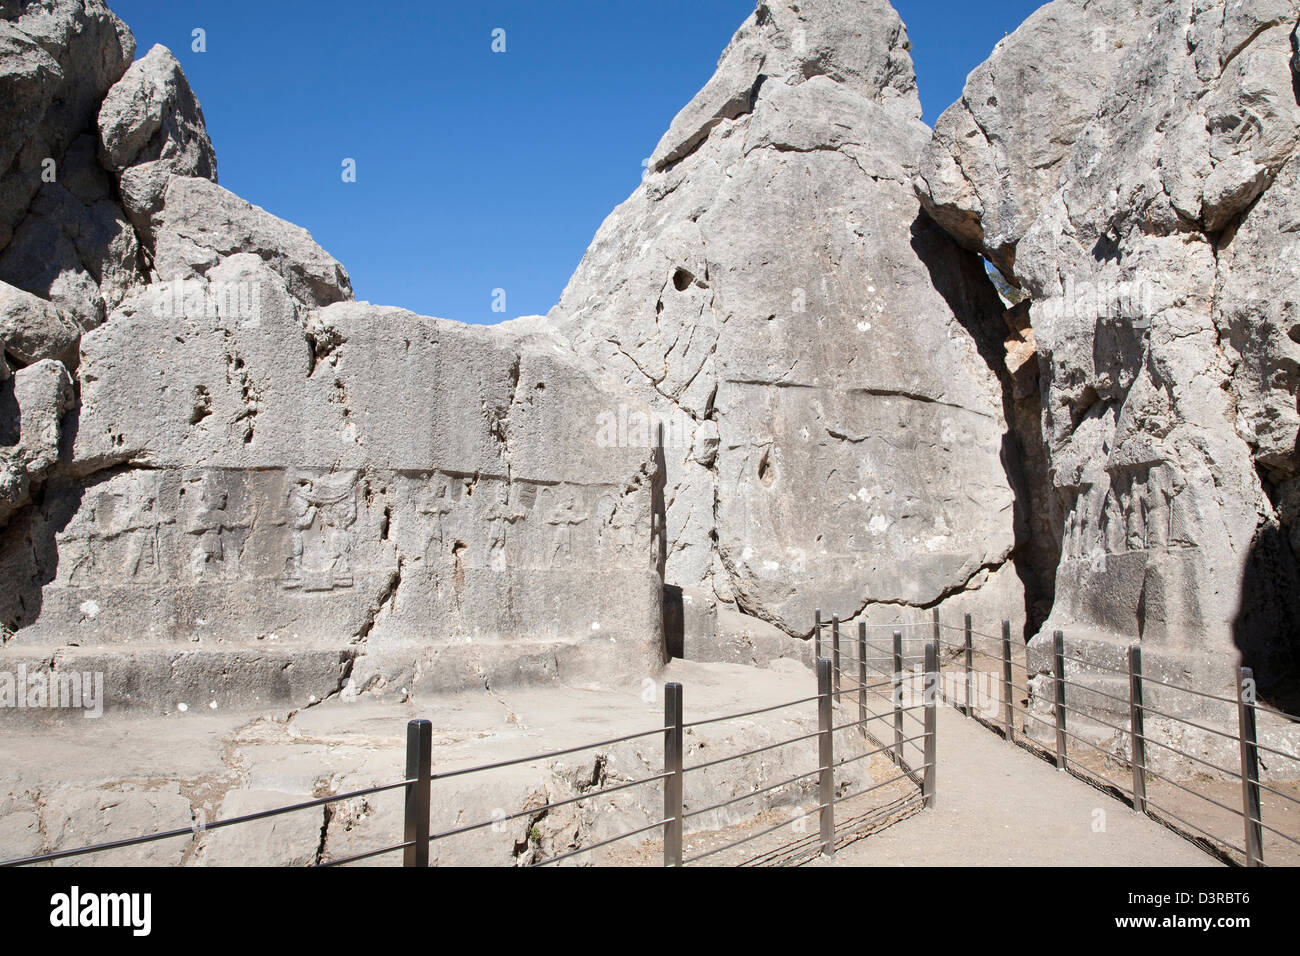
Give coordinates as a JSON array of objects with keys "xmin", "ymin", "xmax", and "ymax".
[{"xmin": 0, "ymin": 659, "xmax": 882, "ymax": 866}]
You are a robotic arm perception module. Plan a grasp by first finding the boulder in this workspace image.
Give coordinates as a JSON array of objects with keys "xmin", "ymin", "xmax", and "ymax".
[
  {"xmin": 915, "ymin": 0, "xmax": 1172, "ymax": 277},
  {"xmin": 549, "ymin": 0, "xmax": 1022, "ymax": 643},
  {"xmin": 0, "ymin": 356, "xmax": 74, "ymax": 527},
  {"xmin": 0, "ymin": 279, "xmax": 80, "ymax": 364},
  {"xmin": 151, "ymin": 176, "xmax": 352, "ymax": 308},
  {"xmin": 97, "ymin": 43, "xmax": 217, "ymax": 238}
]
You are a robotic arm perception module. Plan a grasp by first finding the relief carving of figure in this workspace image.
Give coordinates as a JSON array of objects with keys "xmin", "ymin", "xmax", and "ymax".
[
  {"xmin": 117, "ymin": 486, "xmax": 166, "ymax": 581},
  {"xmin": 281, "ymin": 470, "xmax": 358, "ymax": 591},
  {"xmin": 186, "ymin": 473, "xmax": 234, "ymax": 580},
  {"xmin": 545, "ymin": 486, "xmax": 588, "ymax": 567},
  {"xmin": 417, "ymin": 475, "xmax": 455, "ymax": 564}
]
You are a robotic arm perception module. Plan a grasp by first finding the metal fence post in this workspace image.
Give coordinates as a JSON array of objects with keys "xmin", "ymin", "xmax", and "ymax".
[
  {"xmin": 964, "ymin": 613, "xmax": 974, "ymax": 718},
  {"xmin": 857, "ymin": 622, "xmax": 868, "ymax": 733},
  {"xmin": 1001, "ymin": 619, "xmax": 1014, "ymax": 745},
  {"xmin": 663, "ymin": 682, "xmax": 684, "ymax": 867},
  {"xmin": 892, "ymin": 629, "xmax": 904, "ymax": 762},
  {"xmin": 932, "ymin": 608, "xmax": 942, "ymax": 704},
  {"xmin": 923, "ymin": 642, "xmax": 938, "ymax": 808},
  {"xmin": 1127, "ymin": 645, "xmax": 1147, "ymax": 814},
  {"xmin": 1053, "ymin": 630, "xmax": 1067, "ymax": 771},
  {"xmin": 832, "ymin": 615, "xmax": 842, "ymax": 698},
  {"xmin": 1236, "ymin": 666, "xmax": 1264, "ymax": 867},
  {"xmin": 817, "ymin": 658, "xmax": 835, "ymax": 857},
  {"xmin": 403, "ymin": 718, "xmax": 432, "ymax": 867},
  {"xmin": 814, "ymin": 608, "xmax": 822, "ymax": 661}
]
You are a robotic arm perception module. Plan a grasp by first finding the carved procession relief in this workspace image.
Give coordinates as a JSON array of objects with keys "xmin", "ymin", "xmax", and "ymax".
[
  {"xmin": 399, "ymin": 472, "xmax": 644, "ymax": 572},
  {"xmin": 1063, "ymin": 465, "xmax": 1190, "ymax": 563},
  {"xmin": 416, "ymin": 473, "xmax": 456, "ymax": 563},
  {"xmin": 57, "ymin": 471, "xmax": 174, "ymax": 587},
  {"xmin": 43, "ymin": 466, "xmax": 651, "ymax": 602}
]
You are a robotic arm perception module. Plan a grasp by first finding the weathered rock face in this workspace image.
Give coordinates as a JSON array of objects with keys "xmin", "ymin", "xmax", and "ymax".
[
  {"xmin": 0, "ymin": 1, "xmax": 140, "ymax": 536},
  {"xmin": 0, "ymin": 1, "xmax": 664, "ymax": 710},
  {"xmin": 548, "ymin": 0, "xmax": 1027, "ymax": 647},
  {"xmin": 0, "ymin": 0, "xmax": 134, "ymax": 251},
  {"xmin": 96, "ymin": 42, "xmax": 217, "ymax": 240},
  {"xmin": 915, "ymin": 0, "xmax": 1173, "ymax": 277},
  {"xmin": 917, "ymin": 0, "xmax": 1300, "ymax": 695},
  {"xmin": 2, "ymin": 258, "xmax": 663, "ymax": 692}
]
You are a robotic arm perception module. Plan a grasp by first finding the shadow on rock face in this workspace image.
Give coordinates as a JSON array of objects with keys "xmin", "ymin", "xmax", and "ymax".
[
  {"xmin": 0, "ymin": 474, "xmax": 84, "ymax": 634},
  {"xmin": 1291, "ymin": 24, "xmax": 1300, "ymax": 106},
  {"xmin": 1234, "ymin": 520, "xmax": 1300, "ymax": 714},
  {"xmin": 908, "ymin": 210, "xmax": 1057, "ymax": 640},
  {"xmin": 0, "ymin": 373, "xmax": 17, "ymax": 446}
]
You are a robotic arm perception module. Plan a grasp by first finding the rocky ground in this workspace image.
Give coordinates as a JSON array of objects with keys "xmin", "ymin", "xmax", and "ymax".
[
  {"xmin": 0, "ymin": 658, "xmax": 886, "ymax": 866},
  {"xmin": 4, "ymin": 652, "xmax": 1278, "ymax": 867}
]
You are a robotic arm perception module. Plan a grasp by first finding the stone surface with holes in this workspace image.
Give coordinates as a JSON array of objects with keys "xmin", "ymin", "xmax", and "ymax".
[{"xmin": 547, "ymin": 0, "xmax": 1024, "ymax": 648}]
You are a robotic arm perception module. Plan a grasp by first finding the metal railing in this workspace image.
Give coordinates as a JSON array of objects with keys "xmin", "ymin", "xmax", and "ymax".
[
  {"xmin": 819, "ymin": 608, "xmax": 1300, "ymax": 868},
  {"xmin": 0, "ymin": 653, "xmax": 941, "ymax": 868}
]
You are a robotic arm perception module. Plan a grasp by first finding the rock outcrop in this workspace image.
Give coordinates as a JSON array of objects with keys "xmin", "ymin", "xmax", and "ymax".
[
  {"xmin": 917, "ymin": 0, "xmax": 1300, "ymax": 699},
  {"xmin": 96, "ymin": 42, "xmax": 217, "ymax": 240},
  {"xmin": 0, "ymin": 0, "xmax": 663, "ymax": 710},
  {"xmin": 2, "ymin": 0, "xmax": 1037, "ymax": 710},
  {"xmin": 548, "ymin": 0, "xmax": 1030, "ymax": 650},
  {"xmin": 13, "ymin": 0, "xmax": 1295, "ymax": 719}
]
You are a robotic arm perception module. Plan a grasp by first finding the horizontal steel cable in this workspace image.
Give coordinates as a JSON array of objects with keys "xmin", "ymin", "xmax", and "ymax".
[
  {"xmin": 682, "ymin": 694, "xmax": 823, "ymax": 730},
  {"xmin": 1251, "ymin": 739, "xmax": 1300, "ymax": 761},
  {"xmin": 1254, "ymin": 702, "xmax": 1300, "ymax": 723},
  {"xmin": 1137, "ymin": 675, "xmax": 1239, "ymax": 706},
  {"xmin": 682, "ymin": 730, "xmax": 822, "ymax": 775},
  {"xmin": 1055, "ymin": 677, "xmax": 1133, "ymax": 708},
  {"xmin": 1139, "ymin": 766, "xmax": 1248, "ymax": 818},
  {"xmin": 682, "ymin": 768, "xmax": 821, "ymax": 822},
  {"xmin": 0, "ymin": 777, "xmax": 415, "ymax": 867},
  {"xmin": 681, "ymin": 802, "xmax": 828, "ymax": 865},
  {"xmin": 1060, "ymin": 707, "xmax": 1135, "ymax": 739},
  {"xmin": 316, "ymin": 840, "xmax": 413, "ymax": 867},
  {"xmin": 831, "ymin": 770, "xmax": 922, "ymax": 806},
  {"xmin": 966, "ymin": 644, "xmax": 1032, "ymax": 672},
  {"xmin": 1255, "ymin": 779, "xmax": 1300, "ymax": 808},
  {"xmin": 1140, "ymin": 797, "xmax": 1247, "ymax": 856},
  {"xmin": 531, "ymin": 817, "xmax": 670, "ymax": 866},
  {"xmin": 830, "ymin": 711, "xmax": 903, "ymax": 734},
  {"xmin": 1249, "ymin": 816, "xmax": 1300, "ymax": 848},
  {"xmin": 1056, "ymin": 725, "xmax": 1133, "ymax": 766},
  {"xmin": 429, "ymin": 728, "xmax": 670, "ymax": 781},
  {"xmin": 429, "ymin": 771, "xmax": 671, "ymax": 844},
  {"xmin": 1058, "ymin": 656, "xmax": 1131, "ymax": 679},
  {"xmin": 836, "ymin": 733, "xmax": 928, "ymax": 769},
  {"xmin": 1138, "ymin": 705, "xmax": 1241, "ymax": 743},
  {"xmin": 1135, "ymin": 733, "xmax": 1241, "ymax": 779}
]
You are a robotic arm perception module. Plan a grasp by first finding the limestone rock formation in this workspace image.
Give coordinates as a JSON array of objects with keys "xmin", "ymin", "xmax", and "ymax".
[
  {"xmin": 548, "ymin": 0, "xmax": 1027, "ymax": 648},
  {"xmin": 1, "ymin": 0, "xmax": 1038, "ymax": 710},
  {"xmin": 917, "ymin": 0, "xmax": 1300, "ymax": 697},
  {"xmin": 0, "ymin": 0, "xmax": 134, "ymax": 251},
  {"xmin": 915, "ymin": 0, "xmax": 1172, "ymax": 277},
  {"xmin": 96, "ymin": 43, "xmax": 217, "ymax": 239},
  {"xmin": 0, "ymin": 0, "xmax": 664, "ymax": 711}
]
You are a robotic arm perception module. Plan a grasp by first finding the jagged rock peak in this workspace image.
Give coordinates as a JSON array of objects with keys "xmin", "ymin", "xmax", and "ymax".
[{"xmin": 649, "ymin": 0, "xmax": 920, "ymax": 171}]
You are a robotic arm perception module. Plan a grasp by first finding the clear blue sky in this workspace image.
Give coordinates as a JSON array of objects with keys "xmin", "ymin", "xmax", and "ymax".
[{"xmin": 110, "ymin": 0, "xmax": 1044, "ymax": 324}]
